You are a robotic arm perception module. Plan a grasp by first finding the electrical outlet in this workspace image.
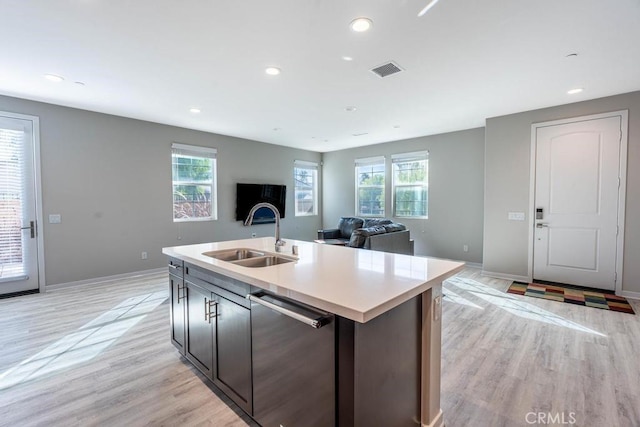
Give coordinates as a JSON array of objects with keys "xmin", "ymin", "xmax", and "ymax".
[
  {"xmin": 463, "ymin": 245, "xmax": 469, "ymax": 252},
  {"xmin": 251, "ymin": 233, "xmax": 257, "ymax": 238},
  {"xmin": 49, "ymin": 214, "xmax": 61, "ymax": 224},
  {"xmin": 141, "ymin": 251, "xmax": 148, "ymax": 260}
]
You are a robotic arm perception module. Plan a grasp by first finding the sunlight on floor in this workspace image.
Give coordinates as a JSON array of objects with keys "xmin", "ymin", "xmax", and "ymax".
[
  {"xmin": 444, "ymin": 276, "xmax": 606, "ymax": 336},
  {"xmin": 0, "ymin": 291, "xmax": 167, "ymax": 390}
]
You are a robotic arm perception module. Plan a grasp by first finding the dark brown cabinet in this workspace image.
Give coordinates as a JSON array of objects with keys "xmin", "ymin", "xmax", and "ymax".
[
  {"xmin": 168, "ymin": 257, "xmax": 185, "ymax": 354},
  {"xmin": 212, "ymin": 293, "xmax": 252, "ymax": 414},
  {"xmin": 172, "ymin": 264, "xmax": 253, "ymax": 414},
  {"xmin": 185, "ymin": 281, "xmax": 215, "ymax": 378}
]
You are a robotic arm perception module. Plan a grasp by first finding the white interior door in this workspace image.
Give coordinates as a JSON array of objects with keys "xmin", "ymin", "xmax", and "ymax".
[
  {"xmin": 533, "ymin": 114, "xmax": 624, "ymax": 290},
  {"xmin": 0, "ymin": 113, "xmax": 41, "ymax": 295}
]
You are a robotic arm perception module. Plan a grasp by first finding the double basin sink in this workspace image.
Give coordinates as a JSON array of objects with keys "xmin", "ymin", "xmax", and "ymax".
[{"xmin": 202, "ymin": 248, "xmax": 295, "ymax": 268}]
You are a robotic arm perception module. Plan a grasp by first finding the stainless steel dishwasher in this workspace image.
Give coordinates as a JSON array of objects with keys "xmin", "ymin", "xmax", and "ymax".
[{"xmin": 248, "ymin": 291, "xmax": 335, "ymax": 427}]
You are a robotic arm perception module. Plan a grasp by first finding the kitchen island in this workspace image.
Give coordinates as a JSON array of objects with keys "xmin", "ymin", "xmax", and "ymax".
[{"xmin": 163, "ymin": 237, "xmax": 464, "ymax": 427}]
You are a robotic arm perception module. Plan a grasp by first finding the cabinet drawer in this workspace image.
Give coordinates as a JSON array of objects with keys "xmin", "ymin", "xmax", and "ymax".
[{"xmin": 185, "ymin": 264, "xmax": 250, "ymax": 298}]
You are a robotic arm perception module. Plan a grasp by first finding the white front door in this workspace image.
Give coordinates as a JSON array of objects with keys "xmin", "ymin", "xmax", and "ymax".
[
  {"xmin": 533, "ymin": 113, "xmax": 625, "ymax": 290},
  {"xmin": 0, "ymin": 112, "xmax": 41, "ymax": 295}
]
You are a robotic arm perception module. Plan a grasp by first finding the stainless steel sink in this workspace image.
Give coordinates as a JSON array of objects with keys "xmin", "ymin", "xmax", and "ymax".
[
  {"xmin": 202, "ymin": 248, "xmax": 265, "ymax": 261},
  {"xmin": 202, "ymin": 248, "xmax": 295, "ymax": 268},
  {"xmin": 232, "ymin": 255, "xmax": 295, "ymax": 268}
]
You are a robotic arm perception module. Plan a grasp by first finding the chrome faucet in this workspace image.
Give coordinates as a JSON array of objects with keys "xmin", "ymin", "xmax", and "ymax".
[{"xmin": 244, "ymin": 202, "xmax": 286, "ymax": 252}]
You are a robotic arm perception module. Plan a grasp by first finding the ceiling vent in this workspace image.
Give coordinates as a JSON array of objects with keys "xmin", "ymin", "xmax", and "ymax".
[{"xmin": 370, "ymin": 61, "xmax": 404, "ymax": 78}]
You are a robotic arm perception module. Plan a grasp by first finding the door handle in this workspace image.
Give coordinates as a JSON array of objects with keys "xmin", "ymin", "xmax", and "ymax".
[
  {"xmin": 20, "ymin": 221, "xmax": 35, "ymax": 238},
  {"xmin": 536, "ymin": 223, "xmax": 549, "ymax": 228}
]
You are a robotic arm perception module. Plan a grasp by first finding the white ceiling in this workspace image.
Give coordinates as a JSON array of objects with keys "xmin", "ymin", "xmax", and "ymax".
[{"xmin": 1, "ymin": 0, "xmax": 639, "ymax": 152}]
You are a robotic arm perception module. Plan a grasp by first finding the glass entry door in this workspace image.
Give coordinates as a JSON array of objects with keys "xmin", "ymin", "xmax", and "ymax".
[{"xmin": 0, "ymin": 112, "xmax": 41, "ymax": 295}]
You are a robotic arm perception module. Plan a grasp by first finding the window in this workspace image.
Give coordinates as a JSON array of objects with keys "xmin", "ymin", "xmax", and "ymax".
[
  {"xmin": 355, "ymin": 156, "xmax": 385, "ymax": 217},
  {"xmin": 171, "ymin": 143, "xmax": 217, "ymax": 221},
  {"xmin": 294, "ymin": 160, "xmax": 318, "ymax": 216},
  {"xmin": 392, "ymin": 151, "xmax": 428, "ymax": 218}
]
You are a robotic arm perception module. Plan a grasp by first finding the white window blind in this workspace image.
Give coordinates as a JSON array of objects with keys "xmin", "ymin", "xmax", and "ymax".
[
  {"xmin": 294, "ymin": 160, "xmax": 318, "ymax": 216},
  {"xmin": 171, "ymin": 143, "xmax": 217, "ymax": 221},
  {"xmin": 392, "ymin": 151, "xmax": 429, "ymax": 218},
  {"xmin": 0, "ymin": 125, "xmax": 26, "ymax": 278},
  {"xmin": 355, "ymin": 156, "xmax": 385, "ymax": 217}
]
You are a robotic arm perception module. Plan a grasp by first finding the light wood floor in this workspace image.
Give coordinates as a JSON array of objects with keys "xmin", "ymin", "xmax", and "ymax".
[{"xmin": 0, "ymin": 269, "xmax": 638, "ymax": 426}]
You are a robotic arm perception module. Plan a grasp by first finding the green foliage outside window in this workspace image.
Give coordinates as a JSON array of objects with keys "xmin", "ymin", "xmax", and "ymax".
[
  {"xmin": 172, "ymin": 155, "xmax": 214, "ymax": 220},
  {"xmin": 393, "ymin": 159, "xmax": 428, "ymax": 217}
]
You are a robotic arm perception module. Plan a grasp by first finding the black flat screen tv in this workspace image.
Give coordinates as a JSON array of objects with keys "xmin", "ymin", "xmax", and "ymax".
[{"xmin": 235, "ymin": 183, "xmax": 286, "ymax": 224}]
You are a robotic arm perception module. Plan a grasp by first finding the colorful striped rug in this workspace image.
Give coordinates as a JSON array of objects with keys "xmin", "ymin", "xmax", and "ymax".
[{"xmin": 507, "ymin": 282, "xmax": 635, "ymax": 314}]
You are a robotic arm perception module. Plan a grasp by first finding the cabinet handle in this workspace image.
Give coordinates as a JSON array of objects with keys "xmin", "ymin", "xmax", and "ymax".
[
  {"xmin": 204, "ymin": 298, "xmax": 218, "ymax": 324},
  {"xmin": 177, "ymin": 283, "xmax": 185, "ymax": 304},
  {"xmin": 168, "ymin": 263, "xmax": 181, "ymax": 270}
]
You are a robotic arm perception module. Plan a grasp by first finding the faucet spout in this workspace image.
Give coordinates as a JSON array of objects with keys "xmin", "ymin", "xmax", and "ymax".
[{"xmin": 244, "ymin": 202, "xmax": 285, "ymax": 252}]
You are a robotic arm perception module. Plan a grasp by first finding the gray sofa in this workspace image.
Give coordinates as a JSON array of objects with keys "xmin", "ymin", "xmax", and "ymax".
[{"xmin": 317, "ymin": 217, "xmax": 414, "ymax": 255}]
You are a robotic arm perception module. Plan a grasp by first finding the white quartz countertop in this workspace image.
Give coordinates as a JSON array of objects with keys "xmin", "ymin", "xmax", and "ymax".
[{"xmin": 163, "ymin": 237, "xmax": 464, "ymax": 323}]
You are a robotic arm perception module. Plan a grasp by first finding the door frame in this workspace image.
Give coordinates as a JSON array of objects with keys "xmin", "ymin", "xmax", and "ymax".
[
  {"xmin": 0, "ymin": 110, "xmax": 46, "ymax": 293},
  {"xmin": 527, "ymin": 110, "xmax": 628, "ymax": 293}
]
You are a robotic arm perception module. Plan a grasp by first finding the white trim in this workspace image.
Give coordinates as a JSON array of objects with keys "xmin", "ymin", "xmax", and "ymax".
[
  {"xmin": 0, "ymin": 111, "xmax": 46, "ymax": 294},
  {"xmin": 46, "ymin": 267, "xmax": 166, "ymax": 291},
  {"xmin": 354, "ymin": 155, "xmax": 385, "ymax": 166},
  {"xmin": 391, "ymin": 150, "xmax": 429, "ymax": 161},
  {"xmin": 619, "ymin": 290, "xmax": 640, "ymax": 301},
  {"xmin": 464, "ymin": 262, "xmax": 483, "ymax": 269},
  {"xmin": 481, "ymin": 270, "xmax": 531, "ymax": 283},
  {"xmin": 294, "ymin": 159, "xmax": 318, "ymax": 169},
  {"xmin": 528, "ymin": 110, "xmax": 628, "ymax": 293},
  {"xmin": 171, "ymin": 142, "xmax": 217, "ymax": 157}
]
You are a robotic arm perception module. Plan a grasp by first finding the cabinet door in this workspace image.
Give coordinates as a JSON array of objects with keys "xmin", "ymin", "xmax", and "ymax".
[
  {"xmin": 185, "ymin": 281, "xmax": 214, "ymax": 378},
  {"xmin": 169, "ymin": 274, "xmax": 185, "ymax": 354},
  {"xmin": 213, "ymin": 295, "xmax": 253, "ymax": 414}
]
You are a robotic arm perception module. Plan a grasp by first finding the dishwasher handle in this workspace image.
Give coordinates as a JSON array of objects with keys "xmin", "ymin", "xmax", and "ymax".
[{"xmin": 247, "ymin": 293, "xmax": 331, "ymax": 329}]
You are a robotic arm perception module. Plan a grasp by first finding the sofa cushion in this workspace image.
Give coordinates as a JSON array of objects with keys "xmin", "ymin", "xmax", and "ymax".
[
  {"xmin": 348, "ymin": 226, "xmax": 387, "ymax": 248},
  {"xmin": 338, "ymin": 217, "xmax": 364, "ymax": 239},
  {"xmin": 363, "ymin": 218, "xmax": 393, "ymax": 228},
  {"xmin": 383, "ymin": 222, "xmax": 406, "ymax": 233}
]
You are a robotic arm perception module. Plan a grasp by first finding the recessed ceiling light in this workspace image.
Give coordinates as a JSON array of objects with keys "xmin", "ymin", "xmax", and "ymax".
[
  {"xmin": 44, "ymin": 74, "xmax": 64, "ymax": 83},
  {"xmin": 345, "ymin": 106, "xmax": 357, "ymax": 112},
  {"xmin": 352, "ymin": 132, "xmax": 368, "ymax": 137},
  {"xmin": 566, "ymin": 53, "xmax": 578, "ymax": 58},
  {"xmin": 342, "ymin": 56, "xmax": 354, "ymax": 61},
  {"xmin": 189, "ymin": 108, "xmax": 201, "ymax": 113},
  {"xmin": 418, "ymin": 0, "xmax": 441, "ymax": 17},
  {"xmin": 393, "ymin": 125, "xmax": 400, "ymax": 129},
  {"xmin": 74, "ymin": 81, "xmax": 85, "ymax": 86},
  {"xmin": 567, "ymin": 88, "xmax": 584, "ymax": 95},
  {"xmin": 265, "ymin": 67, "xmax": 281, "ymax": 76},
  {"xmin": 350, "ymin": 17, "xmax": 373, "ymax": 32},
  {"xmin": 273, "ymin": 127, "xmax": 281, "ymax": 131}
]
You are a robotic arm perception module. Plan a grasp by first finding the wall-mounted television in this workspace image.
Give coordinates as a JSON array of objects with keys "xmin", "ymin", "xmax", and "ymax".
[{"xmin": 235, "ymin": 183, "xmax": 286, "ymax": 224}]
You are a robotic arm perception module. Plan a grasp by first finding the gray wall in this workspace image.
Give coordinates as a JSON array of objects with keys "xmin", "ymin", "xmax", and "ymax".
[
  {"xmin": 322, "ymin": 128, "xmax": 485, "ymax": 264},
  {"xmin": 484, "ymin": 91, "xmax": 640, "ymax": 295},
  {"xmin": 0, "ymin": 95, "xmax": 322, "ymax": 285}
]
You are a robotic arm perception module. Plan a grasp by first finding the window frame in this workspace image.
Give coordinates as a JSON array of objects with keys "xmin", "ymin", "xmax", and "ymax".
[
  {"xmin": 171, "ymin": 142, "xmax": 218, "ymax": 222},
  {"xmin": 391, "ymin": 151, "xmax": 429, "ymax": 219},
  {"xmin": 355, "ymin": 156, "xmax": 386, "ymax": 218},
  {"xmin": 293, "ymin": 160, "xmax": 319, "ymax": 217}
]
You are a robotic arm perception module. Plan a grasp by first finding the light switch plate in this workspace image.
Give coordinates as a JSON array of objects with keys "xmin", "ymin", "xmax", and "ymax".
[
  {"xmin": 508, "ymin": 212, "xmax": 525, "ymax": 221},
  {"xmin": 49, "ymin": 214, "xmax": 61, "ymax": 224}
]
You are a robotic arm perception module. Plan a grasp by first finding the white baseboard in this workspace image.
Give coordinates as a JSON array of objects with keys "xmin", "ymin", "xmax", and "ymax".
[
  {"xmin": 481, "ymin": 270, "xmax": 531, "ymax": 283},
  {"xmin": 464, "ymin": 262, "xmax": 483, "ymax": 269},
  {"xmin": 47, "ymin": 268, "xmax": 166, "ymax": 291},
  {"xmin": 619, "ymin": 290, "xmax": 640, "ymax": 300}
]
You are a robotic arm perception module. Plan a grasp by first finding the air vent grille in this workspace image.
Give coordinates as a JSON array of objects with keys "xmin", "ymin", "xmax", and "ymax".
[{"xmin": 370, "ymin": 61, "xmax": 404, "ymax": 78}]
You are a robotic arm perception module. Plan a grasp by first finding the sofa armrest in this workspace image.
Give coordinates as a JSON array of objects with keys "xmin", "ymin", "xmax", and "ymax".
[{"xmin": 318, "ymin": 228, "xmax": 341, "ymax": 239}]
